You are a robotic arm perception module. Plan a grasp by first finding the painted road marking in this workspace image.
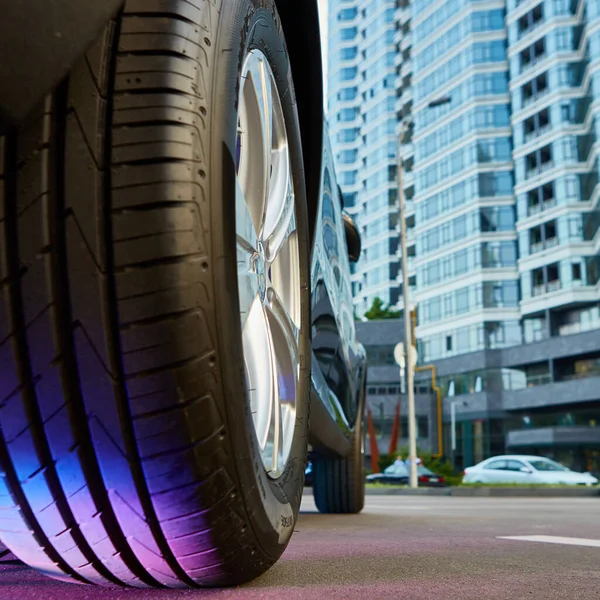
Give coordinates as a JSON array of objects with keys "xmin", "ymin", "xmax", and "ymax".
[{"xmin": 498, "ymin": 535, "xmax": 600, "ymax": 548}]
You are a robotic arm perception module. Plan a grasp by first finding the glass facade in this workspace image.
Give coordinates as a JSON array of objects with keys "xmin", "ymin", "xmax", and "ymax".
[
  {"xmin": 412, "ymin": 0, "xmax": 521, "ymax": 362},
  {"xmin": 509, "ymin": 0, "xmax": 600, "ymax": 317},
  {"xmin": 328, "ymin": 0, "xmax": 400, "ymax": 315},
  {"xmin": 346, "ymin": 0, "xmax": 600, "ymax": 474}
]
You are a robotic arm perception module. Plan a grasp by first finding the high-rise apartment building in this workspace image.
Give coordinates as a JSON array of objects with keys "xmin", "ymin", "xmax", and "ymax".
[
  {"xmin": 328, "ymin": 0, "xmax": 401, "ymax": 316},
  {"xmin": 508, "ymin": 0, "xmax": 600, "ymax": 342},
  {"xmin": 328, "ymin": 0, "xmax": 599, "ymax": 355},
  {"xmin": 328, "ymin": 0, "xmax": 600, "ymax": 472},
  {"xmin": 411, "ymin": 0, "xmax": 522, "ymax": 363}
]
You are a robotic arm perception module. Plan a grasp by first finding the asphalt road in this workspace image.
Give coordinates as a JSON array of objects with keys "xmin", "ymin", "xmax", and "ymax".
[{"xmin": 1, "ymin": 495, "xmax": 599, "ymax": 599}]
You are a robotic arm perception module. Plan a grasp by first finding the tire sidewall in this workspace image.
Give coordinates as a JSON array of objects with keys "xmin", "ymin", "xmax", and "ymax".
[{"xmin": 208, "ymin": 1, "xmax": 310, "ymax": 559}]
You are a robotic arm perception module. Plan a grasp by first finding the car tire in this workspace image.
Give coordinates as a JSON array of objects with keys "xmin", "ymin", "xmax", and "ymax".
[
  {"xmin": 0, "ymin": 0, "xmax": 309, "ymax": 588},
  {"xmin": 312, "ymin": 381, "xmax": 366, "ymax": 514}
]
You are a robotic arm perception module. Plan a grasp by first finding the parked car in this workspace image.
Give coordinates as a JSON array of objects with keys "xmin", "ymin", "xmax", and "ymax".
[
  {"xmin": 463, "ymin": 455, "xmax": 599, "ymax": 486},
  {"xmin": 367, "ymin": 462, "xmax": 446, "ymax": 487},
  {"xmin": 305, "ymin": 461, "xmax": 313, "ymax": 487},
  {"xmin": 0, "ymin": 0, "xmax": 366, "ymax": 588}
]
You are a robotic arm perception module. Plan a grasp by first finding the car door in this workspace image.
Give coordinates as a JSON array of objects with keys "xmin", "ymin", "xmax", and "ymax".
[
  {"xmin": 504, "ymin": 460, "xmax": 534, "ymax": 484},
  {"xmin": 311, "ymin": 133, "xmax": 364, "ymax": 428},
  {"xmin": 481, "ymin": 459, "xmax": 508, "ymax": 483}
]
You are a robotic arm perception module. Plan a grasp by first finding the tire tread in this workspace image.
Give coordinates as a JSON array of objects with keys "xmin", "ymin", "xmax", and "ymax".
[{"xmin": 0, "ymin": 0, "xmax": 287, "ymax": 588}]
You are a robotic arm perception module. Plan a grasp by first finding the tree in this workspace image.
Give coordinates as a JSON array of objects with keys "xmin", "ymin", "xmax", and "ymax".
[{"xmin": 364, "ymin": 297, "xmax": 401, "ymax": 320}]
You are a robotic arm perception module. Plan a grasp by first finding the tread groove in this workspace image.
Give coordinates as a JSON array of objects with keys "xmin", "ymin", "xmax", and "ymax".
[
  {"xmin": 100, "ymin": 10, "xmax": 198, "ymax": 588},
  {"xmin": 113, "ymin": 253, "xmax": 206, "ymax": 273},
  {"xmin": 45, "ymin": 77, "xmax": 136, "ymax": 587},
  {"xmin": 0, "ymin": 122, "xmax": 88, "ymax": 585},
  {"xmin": 123, "ymin": 11, "xmax": 200, "ymax": 27}
]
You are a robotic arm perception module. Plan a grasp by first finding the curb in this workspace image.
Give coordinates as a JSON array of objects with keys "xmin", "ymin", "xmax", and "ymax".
[{"xmin": 303, "ymin": 487, "xmax": 600, "ymax": 498}]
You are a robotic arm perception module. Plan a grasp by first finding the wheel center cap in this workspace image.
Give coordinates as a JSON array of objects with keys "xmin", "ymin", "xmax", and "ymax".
[{"xmin": 250, "ymin": 244, "xmax": 268, "ymax": 302}]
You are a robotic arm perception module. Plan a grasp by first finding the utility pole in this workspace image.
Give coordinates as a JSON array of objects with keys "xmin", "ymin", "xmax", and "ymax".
[
  {"xmin": 397, "ymin": 96, "xmax": 451, "ymax": 488},
  {"xmin": 397, "ymin": 133, "xmax": 418, "ymax": 488}
]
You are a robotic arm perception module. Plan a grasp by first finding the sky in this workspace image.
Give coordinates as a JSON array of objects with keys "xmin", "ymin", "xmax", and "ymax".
[{"xmin": 318, "ymin": 0, "xmax": 329, "ymax": 104}]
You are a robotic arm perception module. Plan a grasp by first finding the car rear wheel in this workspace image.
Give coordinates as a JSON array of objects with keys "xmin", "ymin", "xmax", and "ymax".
[
  {"xmin": 312, "ymin": 381, "xmax": 366, "ymax": 514},
  {"xmin": 0, "ymin": 0, "xmax": 309, "ymax": 588}
]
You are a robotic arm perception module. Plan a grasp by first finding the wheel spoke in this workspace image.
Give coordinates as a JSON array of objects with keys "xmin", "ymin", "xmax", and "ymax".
[
  {"xmin": 266, "ymin": 287, "xmax": 300, "ymax": 361},
  {"xmin": 269, "ymin": 228, "xmax": 302, "ymax": 330},
  {"xmin": 264, "ymin": 287, "xmax": 299, "ymax": 475},
  {"xmin": 238, "ymin": 52, "xmax": 273, "ymax": 238},
  {"xmin": 236, "ymin": 179, "xmax": 259, "ymax": 329},
  {"xmin": 243, "ymin": 297, "xmax": 275, "ymax": 452},
  {"xmin": 236, "ymin": 48, "xmax": 301, "ymax": 480},
  {"xmin": 262, "ymin": 88, "xmax": 293, "ymax": 262}
]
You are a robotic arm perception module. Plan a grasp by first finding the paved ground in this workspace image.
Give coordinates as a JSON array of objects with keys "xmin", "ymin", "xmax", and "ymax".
[{"xmin": 1, "ymin": 495, "xmax": 599, "ymax": 599}]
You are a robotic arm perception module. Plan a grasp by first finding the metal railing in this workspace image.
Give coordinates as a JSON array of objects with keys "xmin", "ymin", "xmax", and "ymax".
[
  {"xmin": 530, "ymin": 241, "xmax": 544, "ymax": 253},
  {"xmin": 548, "ymin": 279, "xmax": 562, "ymax": 292}
]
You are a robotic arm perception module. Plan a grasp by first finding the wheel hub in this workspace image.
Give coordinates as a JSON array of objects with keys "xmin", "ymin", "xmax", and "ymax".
[
  {"xmin": 234, "ymin": 48, "xmax": 301, "ymax": 480},
  {"xmin": 249, "ymin": 245, "xmax": 268, "ymax": 302}
]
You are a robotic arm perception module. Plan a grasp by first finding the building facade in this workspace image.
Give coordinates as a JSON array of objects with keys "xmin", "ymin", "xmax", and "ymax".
[
  {"xmin": 328, "ymin": 0, "xmax": 402, "ymax": 316},
  {"xmin": 331, "ymin": 0, "xmax": 600, "ymax": 473},
  {"xmin": 358, "ymin": 319, "xmax": 600, "ymax": 474},
  {"xmin": 411, "ymin": 0, "xmax": 522, "ymax": 364}
]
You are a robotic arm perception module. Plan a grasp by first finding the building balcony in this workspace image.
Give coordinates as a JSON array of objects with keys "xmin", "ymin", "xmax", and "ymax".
[
  {"xmin": 517, "ymin": 17, "xmax": 546, "ymax": 43},
  {"xmin": 503, "ymin": 376, "xmax": 600, "ymax": 410},
  {"xmin": 532, "ymin": 279, "xmax": 561, "ymax": 296},
  {"xmin": 521, "ymin": 52, "xmax": 548, "ymax": 75},
  {"xmin": 527, "ymin": 197, "xmax": 556, "ymax": 216},
  {"xmin": 398, "ymin": 8, "xmax": 410, "ymax": 25},
  {"xmin": 524, "ymin": 122, "xmax": 552, "ymax": 143},
  {"xmin": 526, "ymin": 161, "xmax": 554, "ymax": 179},
  {"xmin": 548, "ymin": 279, "xmax": 561, "ymax": 292},
  {"xmin": 507, "ymin": 426, "xmax": 600, "ymax": 449},
  {"xmin": 400, "ymin": 59, "xmax": 412, "ymax": 79},
  {"xmin": 531, "ymin": 236, "xmax": 559, "ymax": 254},
  {"xmin": 522, "ymin": 87, "xmax": 550, "ymax": 109},
  {"xmin": 400, "ymin": 33, "xmax": 412, "ymax": 53}
]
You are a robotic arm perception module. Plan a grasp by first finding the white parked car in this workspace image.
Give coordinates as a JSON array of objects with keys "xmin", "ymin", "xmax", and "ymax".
[{"xmin": 463, "ymin": 455, "xmax": 599, "ymax": 486}]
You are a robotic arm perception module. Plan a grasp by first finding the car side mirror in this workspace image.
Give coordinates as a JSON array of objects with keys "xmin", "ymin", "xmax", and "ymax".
[
  {"xmin": 343, "ymin": 212, "xmax": 361, "ymax": 263},
  {"xmin": 520, "ymin": 467, "xmax": 532, "ymax": 473},
  {"xmin": 337, "ymin": 184, "xmax": 345, "ymax": 210}
]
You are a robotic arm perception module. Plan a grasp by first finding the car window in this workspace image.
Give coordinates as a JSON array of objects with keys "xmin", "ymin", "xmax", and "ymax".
[
  {"xmin": 506, "ymin": 460, "xmax": 527, "ymax": 471},
  {"xmin": 393, "ymin": 464, "xmax": 408, "ymax": 476},
  {"xmin": 484, "ymin": 459, "xmax": 507, "ymax": 470},
  {"xmin": 383, "ymin": 464, "xmax": 397, "ymax": 475},
  {"xmin": 528, "ymin": 459, "xmax": 570, "ymax": 472},
  {"xmin": 418, "ymin": 466, "xmax": 434, "ymax": 475}
]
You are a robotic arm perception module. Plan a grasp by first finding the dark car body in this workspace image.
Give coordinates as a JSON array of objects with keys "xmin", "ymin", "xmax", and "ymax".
[
  {"xmin": 0, "ymin": 0, "xmax": 366, "ymax": 467},
  {"xmin": 367, "ymin": 463, "xmax": 447, "ymax": 487}
]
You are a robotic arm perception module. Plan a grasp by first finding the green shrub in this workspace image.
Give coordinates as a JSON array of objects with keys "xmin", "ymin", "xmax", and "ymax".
[
  {"xmin": 396, "ymin": 446, "xmax": 463, "ymax": 484},
  {"xmin": 377, "ymin": 454, "xmax": 396, "ymax": 472},
  {"xmin": 374, "ymin": 447, "xmax": 464, "ymax": 485}
]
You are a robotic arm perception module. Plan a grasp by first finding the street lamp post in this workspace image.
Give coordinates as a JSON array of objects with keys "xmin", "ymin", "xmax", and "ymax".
[
  {"xmin": 397, "ymin": 96, "xmax": 451, "ymax": 489},
  {"xmin": 450, "ymin": 400, "xmax": 468, "ymax": 471}
]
